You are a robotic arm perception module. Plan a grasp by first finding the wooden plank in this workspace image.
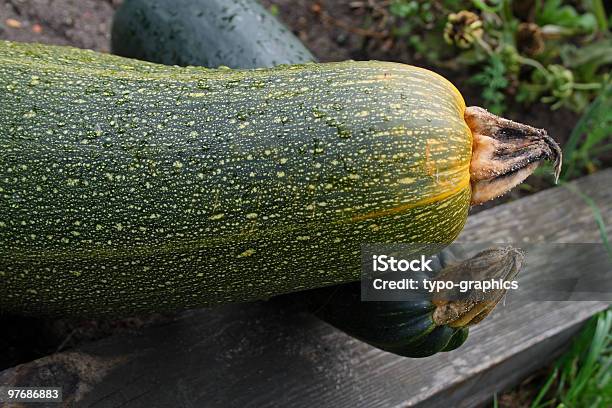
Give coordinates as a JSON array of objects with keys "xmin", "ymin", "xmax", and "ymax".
[
  {"xmin": 415, "ymin": 320, "xmax": 586, "ymax": 408},
  {"xmin": 2, "ymin": 169, "xmax": 611, "ymax": 408}
]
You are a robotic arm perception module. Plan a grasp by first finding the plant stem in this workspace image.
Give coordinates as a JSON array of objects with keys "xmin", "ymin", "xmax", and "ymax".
[
  {"xmin": 590, "ymin": 0, "xmax": 609, "ymax": 32},
  {"xmin": 573, "ymin": 82, "xmax": 603, "ymax": 90},
  {"xmin": 516, "ymin": 55, "xmax": 549, "ymax": 77}
]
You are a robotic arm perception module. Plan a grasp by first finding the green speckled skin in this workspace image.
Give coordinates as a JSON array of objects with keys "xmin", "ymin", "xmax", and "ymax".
[{"xmin": 0, "ymin": 41, "xmax": 471, "ymax": 316}]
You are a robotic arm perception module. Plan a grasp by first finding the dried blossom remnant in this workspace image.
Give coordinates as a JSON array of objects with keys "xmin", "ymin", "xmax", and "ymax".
[
  {"xmin": 517, "ymin": 22, "xmax": 545, "ymax": 56},
  {"xmin": 444, "ymin": 11, "xmax": 484, "ymax": 49},
  {"xmin": 466, "ymin": 106, "xmax": 562, "ymax": 205},
  {"xmin": 432, "ymin": 247, "xmax": 525, "ymax": 327}
]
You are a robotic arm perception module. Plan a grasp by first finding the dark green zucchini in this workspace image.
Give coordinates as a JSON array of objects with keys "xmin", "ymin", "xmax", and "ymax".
[
  {"xmin": 111, "ymin": 0, "xmax": 315, "ymax": 68},
  {"xmin": 304, "ymin": 247, "xmax": 523, "ymax": 357},
  {"xmin": 111, "ymin": 0, "xmax": 467, "ymax": 357}
]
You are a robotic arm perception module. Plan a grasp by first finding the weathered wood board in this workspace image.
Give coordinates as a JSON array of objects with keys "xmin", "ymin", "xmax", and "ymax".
[{"xmin": 1, "ymin": 169, "xmax": 611, "ymax": 408}]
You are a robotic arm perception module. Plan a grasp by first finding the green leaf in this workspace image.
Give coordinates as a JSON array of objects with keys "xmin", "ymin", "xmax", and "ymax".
[
  {"xmin": 390, "ymin": 0, "xmax": 419, "ymax": 18},
  {"xmin": 536, "ymin": 0, "xmax": 596, "ymax": 33},
  {"xmin": 560, "ymin": 39, "xmax": 612, "ymax": 70}
]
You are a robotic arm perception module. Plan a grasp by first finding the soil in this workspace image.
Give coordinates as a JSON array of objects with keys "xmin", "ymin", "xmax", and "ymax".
[
  {"xmin": 0, "ymin": 3, "xmax": 586, "ymax": 404},
  {"xmin": 0, "ymin": 0, "xmax": 119, "ymax": 50}
]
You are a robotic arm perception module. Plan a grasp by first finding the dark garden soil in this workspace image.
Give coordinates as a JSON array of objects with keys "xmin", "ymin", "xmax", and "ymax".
[{"xmin": 0, "ymin": 1, "xmax": 588, "ymax": 404}]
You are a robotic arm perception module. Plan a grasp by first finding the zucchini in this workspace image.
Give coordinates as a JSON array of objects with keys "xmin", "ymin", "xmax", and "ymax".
[
  {"xmin": 305, "ymin": 247, "xmax": 523, "ymax": 357},
  {"xmin": 304, "ymin": 283, "xmax": 471, "ymax": 358},
  {"xmin": 111, "ymin": 0, "xmax": 315, "ymax": 68},
  {"xmin": 0, "ymin": 41, "xmax": 560, "ymax": 317}
]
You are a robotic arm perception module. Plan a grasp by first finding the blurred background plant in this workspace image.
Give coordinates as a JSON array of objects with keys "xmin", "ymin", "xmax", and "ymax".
[
  {"xmin": 386, "ymin": 0, "xmax": 610, "ymax": 115},
  {"xmin": 380, "ymin": 0, "xmax": 611, "ymax": 181}
]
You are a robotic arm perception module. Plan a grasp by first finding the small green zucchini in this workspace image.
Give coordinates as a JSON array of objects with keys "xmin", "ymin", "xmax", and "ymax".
[{"xmin": 304, "ymin": 247, "xmax": 523, "ymax": 357}]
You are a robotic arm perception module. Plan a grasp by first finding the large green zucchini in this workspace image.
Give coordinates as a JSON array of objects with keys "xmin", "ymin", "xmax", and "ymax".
[
  {"xmin": 0, "ymin": 41, "xmax": 469, "ymax": 316},
  {"xmin": 0, "ymin": 41, "xmax": 560, "ymax": 317},
  {"xmin": 111, "ymin": 0, "xmax": 314, "ymax": 68}
]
